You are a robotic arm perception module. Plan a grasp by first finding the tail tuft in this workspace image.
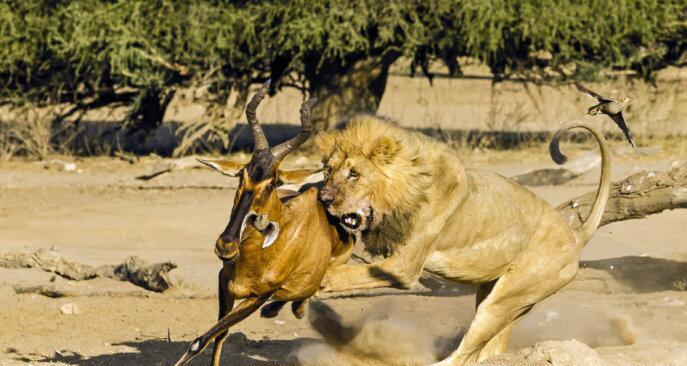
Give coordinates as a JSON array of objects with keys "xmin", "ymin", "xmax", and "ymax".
[{"xmin": 549, "ymin": 127, "xmax": 569, "ymax": 165}]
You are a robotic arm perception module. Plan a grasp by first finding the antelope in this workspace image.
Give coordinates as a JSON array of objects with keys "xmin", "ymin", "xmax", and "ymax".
[{"xmin": 172, "ymin": 81, "xmax": 353, "ymax": 366}]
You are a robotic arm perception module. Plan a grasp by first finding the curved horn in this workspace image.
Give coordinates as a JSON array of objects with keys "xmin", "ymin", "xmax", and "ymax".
[
  {"xmin": 271, "ymin": 98, "xmax": 318, "ymax": 160},
  {"xmin": 246, "ymin": 80, "xmax": 271, "ymax": 151}
]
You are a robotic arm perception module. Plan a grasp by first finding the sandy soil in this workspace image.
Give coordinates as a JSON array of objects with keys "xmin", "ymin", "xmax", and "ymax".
[{"xmin": 1, "ymin": 145, "xmax": 686, "ymax": 365}]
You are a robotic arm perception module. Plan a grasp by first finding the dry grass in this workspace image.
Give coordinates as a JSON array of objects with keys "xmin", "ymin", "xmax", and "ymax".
[
  {"xmin": 1, "ymin": 66, "xmax": 685, "ymax": 160},
  {"xmin": 0, "ymin": 105, "xmax": 70, "ymax": 161}
]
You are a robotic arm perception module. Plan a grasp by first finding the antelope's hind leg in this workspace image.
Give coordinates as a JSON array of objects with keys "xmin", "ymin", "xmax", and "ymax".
[{"xmin": 211, "ymin": 265, "xmax": 235, "ymax": 366}]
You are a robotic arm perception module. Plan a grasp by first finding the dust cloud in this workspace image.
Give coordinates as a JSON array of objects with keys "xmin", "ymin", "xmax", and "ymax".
[
  {"xmin": 297, "ymin": 298, "xmax": 639, "ymax": 365},
  {"xmin": 510, "ymin": 300, "xmax": 637, "ymax": 350},
  {"xmin": 296, "ymin": 300, "xmax": 462, "ymax": 366}
]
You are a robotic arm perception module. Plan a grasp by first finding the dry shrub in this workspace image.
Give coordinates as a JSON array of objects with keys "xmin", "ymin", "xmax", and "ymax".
[{"xmin": 0, "ymin": 105, "xmax": 76, "ymax": 160}]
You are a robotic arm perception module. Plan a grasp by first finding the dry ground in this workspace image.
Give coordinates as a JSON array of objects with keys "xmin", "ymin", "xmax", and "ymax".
[
  {"xmin": 1, "ymin": 141, "xmax": 686, "ymax": 365},
  {"xmin": 1, "ymin": 68, "xmax": 686, "ymax": 366}
]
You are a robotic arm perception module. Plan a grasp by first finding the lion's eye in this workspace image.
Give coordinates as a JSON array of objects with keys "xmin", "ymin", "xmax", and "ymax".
[{"xmin": 348, "ymin": 170, "xmax": 359, "ymax": 179}]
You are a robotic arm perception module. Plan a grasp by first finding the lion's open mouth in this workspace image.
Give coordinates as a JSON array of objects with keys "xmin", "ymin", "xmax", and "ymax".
[{"xmin": 341, "ymin": 213, "xmax": 362, "ymax": 230}]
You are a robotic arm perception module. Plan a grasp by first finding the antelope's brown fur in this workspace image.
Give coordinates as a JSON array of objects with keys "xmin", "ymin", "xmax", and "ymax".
[{"xmin": 172, "ymin": 81, "xmax": 352, "ymax": 366}]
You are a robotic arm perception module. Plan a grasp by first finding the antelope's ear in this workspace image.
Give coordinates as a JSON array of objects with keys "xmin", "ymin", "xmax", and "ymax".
[
  {"xmin": 196, "ymin": 158, "xmax": 243, "ymax": 177},
  {"xmin": 278, "ymin": 168, "xmax": 323, "ymax": 184}
]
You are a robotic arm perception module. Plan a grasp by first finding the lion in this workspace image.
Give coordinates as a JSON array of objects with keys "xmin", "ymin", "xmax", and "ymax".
[{"xmin": 315, "ymin": 115, "xmax": 611, "ymax": 365}]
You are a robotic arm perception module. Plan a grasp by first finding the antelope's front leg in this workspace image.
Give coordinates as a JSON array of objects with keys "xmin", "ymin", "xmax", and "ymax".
[{"xmin": 171, "ymin": 293, "xmax": 272, "ymax": 366}]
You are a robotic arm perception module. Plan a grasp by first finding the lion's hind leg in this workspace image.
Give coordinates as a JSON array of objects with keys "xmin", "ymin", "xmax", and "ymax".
[
  {"xmin": 433, "ymin": 242, "xmax": 578, "ymax": 365},
  {"xmin": 473, "ymin": 280, "xmax": 521, "ymax": 359}
]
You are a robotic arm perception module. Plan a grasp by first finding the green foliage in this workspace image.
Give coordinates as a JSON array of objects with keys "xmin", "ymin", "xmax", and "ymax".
[
  {"xmin": 459, "ymin": 0, "xmax": 686, "ymax": 80},
  {"xmin": 0, "ymin": 0, "xmax": 684, "ymax": 129}
]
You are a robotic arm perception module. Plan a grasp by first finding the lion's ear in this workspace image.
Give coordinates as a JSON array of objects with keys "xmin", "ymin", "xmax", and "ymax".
[
  {"xmin": 370, "ymin": 136, "xmax": 397, "ymax": 164},
  {"xmin": 315, "ymin": 132, "xmax": 336, "ymax": 156}
]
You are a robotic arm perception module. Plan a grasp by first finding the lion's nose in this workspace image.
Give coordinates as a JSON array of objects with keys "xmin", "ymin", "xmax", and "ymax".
[{"xmin": 319, "ymin": 188, "xmax": 334, "ymax": 205}]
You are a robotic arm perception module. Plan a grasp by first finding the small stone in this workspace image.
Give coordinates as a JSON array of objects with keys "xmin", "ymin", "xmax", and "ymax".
[
  {"xmin": 545, "ymin": 310, "xmax": 560, "ymax": 322},
  {"xmin": 60, "ymin": 303, "xmax": 79, "ymax": 315},
  {"xmin": 663, "ymin": 299, "xmax": 686, "ymax": 308},
  {"xmin": 273, "ymin": 320, "xmax": 285, "ymax": 325}
]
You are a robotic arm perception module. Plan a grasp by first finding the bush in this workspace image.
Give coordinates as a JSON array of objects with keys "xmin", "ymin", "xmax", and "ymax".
[{"xmin": 0, "ymin": 0, "xmax": 684, "ymax": 145}]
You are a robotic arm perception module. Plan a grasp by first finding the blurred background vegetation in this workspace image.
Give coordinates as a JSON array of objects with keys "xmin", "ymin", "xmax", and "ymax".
[{"xmin": 0, "ymin": 0, "xmax": 685, "ymax": 158}]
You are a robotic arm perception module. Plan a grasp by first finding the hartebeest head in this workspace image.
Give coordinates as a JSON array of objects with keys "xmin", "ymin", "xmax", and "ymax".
[{"xmin": 198, "ymin": 80, "xmax": 319, "ymax": 260}]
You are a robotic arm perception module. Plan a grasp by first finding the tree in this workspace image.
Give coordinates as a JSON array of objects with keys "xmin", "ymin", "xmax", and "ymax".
[{"xmin": 1, "ymin": 0, "xmax": 685, "ymax": 155}]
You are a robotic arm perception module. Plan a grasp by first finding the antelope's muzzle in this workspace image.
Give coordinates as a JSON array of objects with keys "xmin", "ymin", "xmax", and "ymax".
[{"xmin": 215, "ymin": 238, "xmax": 238, "ymax": 261}]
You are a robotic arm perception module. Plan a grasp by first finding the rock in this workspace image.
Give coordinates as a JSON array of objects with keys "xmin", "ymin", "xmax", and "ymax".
[
  {"xmin": 481, "ymin": 339, "xmax": 606, "ymax": 366},
  {"xmin": 60, "ymin": 303, "xmax": 79, "ymax": 315},
  {"xmin": 525, "ymin": 339, "xmax": 606, "ymax": 366}
]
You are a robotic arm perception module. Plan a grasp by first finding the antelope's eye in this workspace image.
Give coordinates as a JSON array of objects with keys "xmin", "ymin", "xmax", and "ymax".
[
  {"xmin": 267, "ymin": 182, "xmax": 276, "ymax": 190},
  {"xmin": 348, "ymin": 169, "xmax": 359, "ymax": 179}
]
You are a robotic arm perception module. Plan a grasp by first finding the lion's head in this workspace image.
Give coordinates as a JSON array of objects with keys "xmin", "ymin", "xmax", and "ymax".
[{"xmin": 316, "ymin": 116, "xmax": 435, "ymax": 256}]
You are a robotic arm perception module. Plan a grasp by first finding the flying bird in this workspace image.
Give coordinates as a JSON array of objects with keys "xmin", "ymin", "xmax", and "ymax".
[{"xmin": 574, "ymin": 81, "xmax": 636, "ymax": 148}]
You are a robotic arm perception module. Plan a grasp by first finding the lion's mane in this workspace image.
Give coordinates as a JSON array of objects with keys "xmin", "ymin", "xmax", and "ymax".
[{"xmin": 317, "ymin": 115, "xmax": 445, "ymax": 256}]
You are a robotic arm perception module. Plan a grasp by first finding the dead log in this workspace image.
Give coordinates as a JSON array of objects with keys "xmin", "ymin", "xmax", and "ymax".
[
  {"xmin": 557, "ymin": 161, "xmax": 687, "ymax": 228},
  {"xmin": 0, "ymin": 248, "xmax": 176, "ymax": 292},
  {"xmin": 96, "ymin": 256, "xmax": 177, "ymax": 292}
]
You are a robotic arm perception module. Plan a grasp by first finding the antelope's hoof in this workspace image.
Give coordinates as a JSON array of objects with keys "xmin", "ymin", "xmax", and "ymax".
[{"xmin": 292, "ymin": 301, "xmax": 307, "ymax": 319}]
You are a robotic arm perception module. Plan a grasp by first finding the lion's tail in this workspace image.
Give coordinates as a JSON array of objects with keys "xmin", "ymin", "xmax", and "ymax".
[{"xmin": 550, "ymin": 121, "xmax": 611, "ymax": 245}]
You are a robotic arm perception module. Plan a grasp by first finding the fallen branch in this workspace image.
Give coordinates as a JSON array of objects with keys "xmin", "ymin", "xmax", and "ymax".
[
  {"xmin": 557, "ymin": 161, "xmax": 687, "ymax": 228},
  {"xmin": 135, "ymin": 156, "xmax": 203, "ymax": 180},
  {"xmin": 0, "ymin": 248, "xmax": 176, "ymax": 292}
]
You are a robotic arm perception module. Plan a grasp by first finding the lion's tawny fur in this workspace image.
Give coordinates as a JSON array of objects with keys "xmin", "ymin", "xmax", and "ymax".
[{"xmin": 317, "ymin": 115, "xmax": 613, "ymax": 366}]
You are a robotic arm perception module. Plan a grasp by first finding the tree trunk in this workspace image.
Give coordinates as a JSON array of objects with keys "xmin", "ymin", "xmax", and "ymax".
[
  {"xmin": 309, "ymin": 53, "xmax": 399, "ymax": 131},
  {"xmin": 557, "ymin": 161, "xmax": 687, "ymax": 228}
]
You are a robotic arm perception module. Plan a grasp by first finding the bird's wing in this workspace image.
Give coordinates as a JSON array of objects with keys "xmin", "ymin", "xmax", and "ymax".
[
  {"xmin": 610, "ymin": 112, "xmax": 637, "ymax": 149},
  {"xmin": 575, "ymin": 82, "xmax": 612, "ymax": 102}
]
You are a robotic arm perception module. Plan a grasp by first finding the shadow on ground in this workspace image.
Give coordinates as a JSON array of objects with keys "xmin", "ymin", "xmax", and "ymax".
[
  {"xmin": 24, "ymin": 334, "xmax": 312, "ymax": 366},
  {"xmin": 581, "ymin": 256, "xmax": 687, "ymax": 292}
]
